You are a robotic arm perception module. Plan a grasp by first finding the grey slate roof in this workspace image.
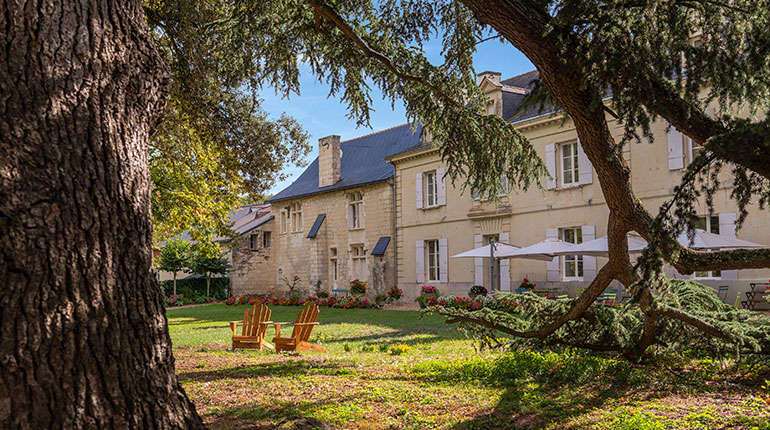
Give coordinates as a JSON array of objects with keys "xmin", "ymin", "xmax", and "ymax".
[
  {"xmin": 307, "ymin": 214, "xmax": 326, "ymax": 238},
  {"xmin": 371, "ymin": 237, "xmax": 391, "ymax": 255},
  {"xmin": 268, "ymin": 124, "xmax": 422, "ymax": 203}
]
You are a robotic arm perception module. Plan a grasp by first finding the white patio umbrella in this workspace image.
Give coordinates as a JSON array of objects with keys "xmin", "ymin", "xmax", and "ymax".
[
  {"xmin": 551, "ymin": 235, "xmax": 649, "ymax": 257},
  {"xmin": 451, "ymin": 241, "xmax": 521, "ymax": 259},
  {"xmin": 677, "ymin": 229, "xmax": 766, "ymax": 250},
  {"xmin": 503, "ymin": 238, "xmax": 579, "ymax": 260}
]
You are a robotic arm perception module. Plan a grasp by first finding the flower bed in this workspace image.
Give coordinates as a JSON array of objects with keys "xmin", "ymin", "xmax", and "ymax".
[{"xmin": 225, "ymin": 295, "xmax": 378, "ymax": 309}]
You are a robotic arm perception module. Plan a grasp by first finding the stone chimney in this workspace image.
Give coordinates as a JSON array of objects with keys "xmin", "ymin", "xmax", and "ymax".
[
  {"xmin": 318, "ymin": 135, "xmax": 342, "ymax": 187},
  {"xmin": 477, "ymin": 71, "xmax": 501, "ymax": 85}
]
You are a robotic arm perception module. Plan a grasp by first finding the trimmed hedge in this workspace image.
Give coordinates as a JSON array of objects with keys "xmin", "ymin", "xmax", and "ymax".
[{"xmin": 160, "ymin": 277, "xmax": 229, "ymax": 301}]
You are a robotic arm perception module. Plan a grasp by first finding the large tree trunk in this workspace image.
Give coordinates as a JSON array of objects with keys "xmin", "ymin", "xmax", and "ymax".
[{"xmin": 0, "ymin": 1, "xmax": 204, "ymax": 428}]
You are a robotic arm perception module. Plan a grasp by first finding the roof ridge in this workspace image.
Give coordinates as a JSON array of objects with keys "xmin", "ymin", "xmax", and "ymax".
[
  {"xmin": 341, "ymin": 122, "xmax": 412, "ymax": 144},
  {"xmin": 500, "ymin": 69, "xmax": 538, "ymax": 86}
]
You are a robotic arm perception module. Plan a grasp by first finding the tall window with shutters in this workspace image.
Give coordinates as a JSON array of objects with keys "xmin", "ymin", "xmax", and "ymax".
[
  {"xmin": 348, "ymin": 191, "xmax": 364, "ymax": 229},
  {"xmin": 560, "ymin": 141, "xmax": 579, "ymax": 186},
  {"xmin": 561, "ymin": 227, "xmax": 583, "ymax": 280},
  {"xmin": 426, "ymin": 239, "xmax": 440, "ymax": 282},
  {"xmin": 425, "ymin": 171, "xmax": 438, "ymax": 207}
]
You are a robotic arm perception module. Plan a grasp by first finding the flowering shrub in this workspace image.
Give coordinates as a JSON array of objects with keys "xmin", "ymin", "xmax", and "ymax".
[
  {"xmin": 416, "ymin": 285, "xmax": 440, "ymax": 309},
  {"xmin": 224, "ymin": 295, "xmax": 378, "ymax": 309},
  {"xmin": 424, "ymin": 294, "xmax": 520, "ymax": 314},
  {"xmin": 164, "ymin": 295, "xmax": 185, "ymax": 307},
  {"xmin": 469, "ymin": 285, "xmax": 488, "ymax": 296},
  {"xmin": 349, "ymin": 279, "xmax": 367, "ymax": 296},
  {"xmin": 386, "ymin": 286, "xmax": 403, "ymax": 302},
  {"xmin": 520, "ymin": 278, "xmax": 536, "ymax": 290},
  {"xmin": 421, "ymin": 285, "xmax": 438, "ymax": 295},
  {"xmin": 374, "ymin": 294, "xmax": 387, "ymax": 306}
]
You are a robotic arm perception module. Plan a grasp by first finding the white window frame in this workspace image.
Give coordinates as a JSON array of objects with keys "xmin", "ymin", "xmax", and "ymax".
[
  {"xmin": 560, "ymin": 141, "xmax": 579, "ymax": 187},
  {"xmin": 290, "ymin": 202, "xmax": 302, "ymax": 232},
  {"xmin": 425, "ymin": 171, "xmax": 438, "ymax": 207},
  {"xmin": 280, "ymin": 209, "xmax": 289, "ymax": 234},
  {"xmin": 330, "ymin": 248, "xmax": 338, "ymax": 281},
  {"xmin": 351, "ymin": 244, "xmax": 367, "ymax": 280},
  {"xmin": 349, "ymin": 192, "xmax": 364, "ymax": 230},
  {"xmin": 692, "ymin": 215, "xmax": 722, "ymax": 279},
  {"xmin": 561, "ymin": 227, "xmax": 584, "ymax": 281},
  {"xmin": 426, "ymin": 239, "xmax": 440, "ymax": 282},
  {"xmin": 685, "ymin": 135, "xmax": 705, "ymax": 165},
  {"xmin": 262, "ymin": 231, "xmax": 271, "ymax": 248}
]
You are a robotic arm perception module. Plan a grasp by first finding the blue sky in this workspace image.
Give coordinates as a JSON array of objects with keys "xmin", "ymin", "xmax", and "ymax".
[{"xmin": 261, "ymin": 36, "xmax": 534, "ymax": 196}]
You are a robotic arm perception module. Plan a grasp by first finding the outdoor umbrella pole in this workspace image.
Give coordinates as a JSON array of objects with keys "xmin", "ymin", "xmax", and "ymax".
[{"xmin": 489, "ymin": 239, "xmax": 497, "ymax": 291}]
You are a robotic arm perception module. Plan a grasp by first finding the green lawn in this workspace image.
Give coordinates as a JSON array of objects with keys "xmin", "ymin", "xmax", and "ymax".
[{"xmin": 168, "ymin": 304, "xmax": 770, "ymax": 429}]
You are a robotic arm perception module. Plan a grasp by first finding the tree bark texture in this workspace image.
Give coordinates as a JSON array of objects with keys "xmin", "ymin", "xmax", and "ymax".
[{"xmin": 0, "ymin": 1, "xmax": 204, "ymax": 428}]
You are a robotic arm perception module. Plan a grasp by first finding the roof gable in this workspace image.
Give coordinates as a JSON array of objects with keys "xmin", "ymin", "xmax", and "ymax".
[{"xmin": 268, "ymin": 124, "xmax": 422, "ymax": 202}]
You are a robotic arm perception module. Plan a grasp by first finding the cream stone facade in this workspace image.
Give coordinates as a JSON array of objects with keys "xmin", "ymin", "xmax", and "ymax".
[
  {"xmin": 268, "ymin": 181, "xmax": 396, "ymax": 296},
  {"xmin": 229, "ymin": 217, "xmax": 276, "ymax": 296},
  {"xmin": 390, "ymin": 71, "xmax": 770, "ymax": 303}
]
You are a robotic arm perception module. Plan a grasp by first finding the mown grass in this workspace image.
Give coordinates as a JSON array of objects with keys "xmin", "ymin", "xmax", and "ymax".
[{"xmin": 169, "ymin": 303, "xmax": 770, "ymax": 429}]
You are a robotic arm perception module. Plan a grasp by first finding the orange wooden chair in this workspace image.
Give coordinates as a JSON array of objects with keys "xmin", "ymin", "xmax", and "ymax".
[
  {"xmin": 230, "ymin": 303, "xmax": 273, "ymax": 350},
  {"xmin": 272, "ymin": 303, "xmax": 326, "ymax": 352}
]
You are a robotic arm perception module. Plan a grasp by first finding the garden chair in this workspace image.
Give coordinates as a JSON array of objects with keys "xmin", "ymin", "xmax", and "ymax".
[
  {"xmin": 230, "ymin": 303, "xmax": 274, "ymax": 350},
  {"xmin": 272, "ymin": 303, "xmax": 326, "ymax": 353},
  {"xmin": 717, "ymin": 285, "xmax": 729, "ymax": 303},
  {"xmin": 597, "ymin": 288, "xmax": 619, "ymax": 305}
]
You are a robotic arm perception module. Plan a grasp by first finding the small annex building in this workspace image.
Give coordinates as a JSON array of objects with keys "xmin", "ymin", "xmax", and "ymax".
[{"xmin": 265, "ymin": 124, "xmax": 421, "ymax": 297}]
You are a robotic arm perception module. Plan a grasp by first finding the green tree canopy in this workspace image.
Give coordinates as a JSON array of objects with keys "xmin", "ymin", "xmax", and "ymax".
[
  {"xmin": 156, "ymin": 238, "xmax": 192, "ymax": 296},
  {"xmin": 188, "ymin": 242, "xmax": 232, "ymax": 299},
  {"xmin": 144, "ymin": 0, "xmax": 312, "ymax": 243}
]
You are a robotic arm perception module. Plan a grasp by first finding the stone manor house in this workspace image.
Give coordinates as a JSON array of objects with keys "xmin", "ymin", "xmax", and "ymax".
[{"xmin": 230, "ymin": 70, "xmax": 770, "ymax": 303}]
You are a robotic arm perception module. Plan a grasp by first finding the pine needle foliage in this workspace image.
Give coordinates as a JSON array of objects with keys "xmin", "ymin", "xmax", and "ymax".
[{"xmin": 425, "ymin": 281, "xmax": 770, "ymax": 361}]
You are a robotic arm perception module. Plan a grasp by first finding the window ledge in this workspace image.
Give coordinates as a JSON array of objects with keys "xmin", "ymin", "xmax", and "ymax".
[
  {"xmin": 349, "ymin": 227, "xmax": 365, "ymax": 231},
  {"xmin": 562, "ymin": 278, "xmax": 584, "ymax": 282}
]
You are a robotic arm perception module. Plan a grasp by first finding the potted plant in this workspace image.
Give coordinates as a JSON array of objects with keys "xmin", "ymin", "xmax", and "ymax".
[
  {"xmin": 519, "ymin": 278, "xmax": 536, "ymax": 291},
  {"xmin": 386, "ymin": 286, "xmax": 403, "ymax": 303},
  {"xmin": 415, "ymin": 285, "xmax": 440, "ymax": 309},
  {"xmin": 349, "ymin": 279, "xmax": 367, "ymax": 298},
  {"xmin": 469, "ymin": 285, "xmax": 487, "ymax": 299}
]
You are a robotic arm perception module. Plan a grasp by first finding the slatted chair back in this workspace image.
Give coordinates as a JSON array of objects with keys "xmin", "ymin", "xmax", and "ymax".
[
  {"xmin": 243, "ymin": 303, "xmax": 271, "ymax": 339},
  {"xmin": 717, "ymin": 285, "xmax": 729, "ymax": 302},
  {"xmin": 290, "ymin": 303, "xmax": 320, "ymax": 342}
]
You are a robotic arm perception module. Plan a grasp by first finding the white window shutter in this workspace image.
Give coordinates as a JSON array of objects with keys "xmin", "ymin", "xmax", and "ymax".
[
  {"xmin": 719, "ymin": 212, "xmax": 738, "ymax": 280},
  {"xmin": 667, "ymin": 125, "xmax": 684, "ymax": 170},
  {"xmin": 436, "ymin": 168, "xmax": 447, "ymax": 206},
  {"xmin": 347, "ymin": 204, "xmax": 354, "ymax": 229},
  {"xmin": 577, "ymin": 139, "xmax": 593, "ymax": 185},
  {"xmin": 581, "ymin": 225, "xmax": 597, "ymax": 282},
  {"xmin": 545, "ymin": 144, "xmax": 557, "ymax": 190},
  {"xmin": 415, "ymin": 240, "xmax": 425, "ymax": 283},
  {"xmin": 474, "ymin": 235, "xmax": 484, "ymax": 285},
  {"xmin": 546, "ymin": 228, "xmax": 560, "ymax": 281},
  {"xmin": 438, "ymin": 238, "xmax": 448, "ymax": 283},
  {"xmin": 415, "ymin": 173, "xmax": 423, "ymax": 209},
  {"xmin": 499, "ymin": 233, "xmax": 511, "ymax": 291}
]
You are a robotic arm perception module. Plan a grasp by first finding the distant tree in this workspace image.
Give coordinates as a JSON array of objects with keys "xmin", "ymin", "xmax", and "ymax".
[
  {"xmin": 156, "ymin": 238, "xmax": 191, "ymax": 296},
  {"xmin": 188, "ymin": 243, "xmax": 232, "ymax": 300}
]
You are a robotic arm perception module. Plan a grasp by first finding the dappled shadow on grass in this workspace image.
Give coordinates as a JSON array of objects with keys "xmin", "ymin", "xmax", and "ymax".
[{"xmin": 178, "ymin": 358, "xmax": 356, "ymax": 383}]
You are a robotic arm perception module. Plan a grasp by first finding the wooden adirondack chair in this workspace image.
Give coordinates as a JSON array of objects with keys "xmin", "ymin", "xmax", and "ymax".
[
  {"xmin": 272, "ymin": 303, "xmax": 326, "ymax": 352},
  {"xmin": 230, "ymin": 303, "xmax": 274, "ymax": 350}
]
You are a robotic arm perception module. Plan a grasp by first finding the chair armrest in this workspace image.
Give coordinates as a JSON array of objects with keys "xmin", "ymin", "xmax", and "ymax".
[
  {"xmin": 229, "ymin": 321, "xmax": 239, "ymax": 336},
  {"xmin": 291, "ymin": 322, "xmax": 320, "ymax": 326}
]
